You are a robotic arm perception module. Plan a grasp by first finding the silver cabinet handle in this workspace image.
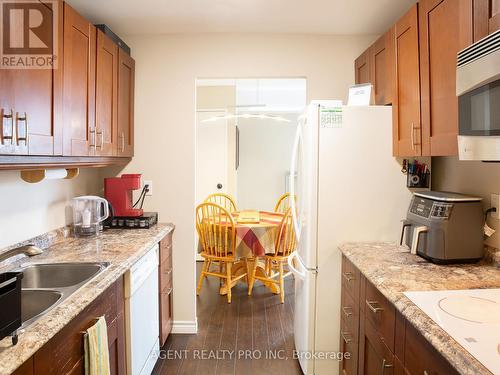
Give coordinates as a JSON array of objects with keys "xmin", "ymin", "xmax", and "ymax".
[
  {"xmin": 411, "ymin": 122, "xmax": 415, "ymax": 150},
  {"xmin": 1, "ymin": 109, "xmax": 14, "ymax": 145},
  {"xmin": 0, "ymin": 108, "xmax": 5, "ymax": 144},
  {"xmin": 15, "ymin": 112, "xmax": 28, "ymax": 145},
  {"xmin": 381, "ymin": 359, "xmax": 393, "ymax": 374},
  {"xmin": 342, "ymin": 272, "xmax": 354, "ymax": 282},
  {"xmin": 366, "ymin": 300, "xmax": 384, "ymax": 313},
  {"xmin": 341, "ymin": 331, "xmax": 352, "ymax": 344},
  {"xmin": 96, "ymin": 128, "xmax": 104, "ymax": 149},
  {"xmin": 342, "ymin": 306, "xmax": 353, "ymax": 318},
  {"xmin": 119, "ymin": 132, "xmax": 125, "ymax": 152},
  {"xmin": 89, "ymin": 128, "xmax": 96, "ymax": 148}
]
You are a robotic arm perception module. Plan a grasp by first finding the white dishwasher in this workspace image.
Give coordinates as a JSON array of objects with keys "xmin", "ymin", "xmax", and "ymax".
[{"xmin": 125, "ymin": 244, "xmax": 159, "ymax": 375}]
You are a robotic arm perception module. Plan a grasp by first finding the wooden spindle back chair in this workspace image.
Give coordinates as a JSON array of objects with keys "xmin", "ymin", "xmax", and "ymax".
[
  {"xmin": 195, "ymin": 202, "xmax": 246, "ymax": 303},
  {"xmin": 274, "ymin": 193, "xmax": 296, "ymax": 214},
  {"xmin": 204, "ymin": 193, "xmax": 237, "ymax": 213},
  {"xmin": 248, "ymin": 209, "xmax": 297, "ymax": 303}
]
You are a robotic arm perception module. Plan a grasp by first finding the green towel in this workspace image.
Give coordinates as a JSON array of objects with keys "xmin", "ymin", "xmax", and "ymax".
[{"xmin": 84, "ymin": 316, "xmax": 111, "ymax": 375}]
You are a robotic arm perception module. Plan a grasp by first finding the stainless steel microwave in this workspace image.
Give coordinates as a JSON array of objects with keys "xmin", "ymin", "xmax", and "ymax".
[{"xmin": 456, "ymin": 29, "xmax": 500, "ymax": 161}]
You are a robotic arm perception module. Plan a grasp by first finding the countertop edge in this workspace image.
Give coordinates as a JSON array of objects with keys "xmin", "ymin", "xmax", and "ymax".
[
  {"xmin": 0, "ymin": 224, "xmax": 174, "ymax": 375},
  {"xmin": 339, "ymin": 243, "xmax": 494, "ymax": 375}
]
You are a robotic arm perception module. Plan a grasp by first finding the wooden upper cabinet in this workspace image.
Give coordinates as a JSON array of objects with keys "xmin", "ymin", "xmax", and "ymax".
[
  {"xmin": 117, "ymin": 49, "xmax": 135, "ymax": 157},
  {"xmin": 419, "ymin": 0, "xmax": 472, "ymax": 156},
  {"xmin": 355, "ymin": 50, "xmax": 371, "ymax": 85},
  {"xmin": 96, "ymin": 30, "xmax": 118, "ymax": 156},
  {"xmin": 474, "ymin": 0, "xmax": 500, "ymax": 40},
  {"xmin": 0, "ymin": 1, "xmax": 62, "ymax": 156},
  {"xmin": 370, "ymin": 27, "xmax": 395, "ymax": 105},
  {"xmin": 62, "ymin": 3, "xmax": 96, "ymax": 156},
  {"xmin": 393, "ymin": 4, "xmax": 422, "ymax": 157}
]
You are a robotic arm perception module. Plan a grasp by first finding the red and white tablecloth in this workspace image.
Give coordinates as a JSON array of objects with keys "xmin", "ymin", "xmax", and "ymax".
[{"xmin": 198, "ymin": 211, "xmax": 284, "ymax": 258}]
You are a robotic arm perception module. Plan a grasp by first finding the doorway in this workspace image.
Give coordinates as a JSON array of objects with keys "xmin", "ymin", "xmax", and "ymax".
[{"xmin": 195, "ymin": 78, "xmax": 306, "ymax": 210}]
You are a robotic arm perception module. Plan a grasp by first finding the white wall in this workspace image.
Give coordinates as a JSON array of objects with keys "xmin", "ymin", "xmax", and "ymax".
[
  {"xmin": 122, "ymin": 33, "xmax": 377, "ymax": 329},
  {"xmin": 237, "ymin": 114, "xmax": 298, "ymax": 211},
  {"xmin": 432, "ymin": 156, "xmax": 500, "ymax": 249},
  {"xmin": 0, "ymin": 169, "xmax": 102, "ymax": 249}
]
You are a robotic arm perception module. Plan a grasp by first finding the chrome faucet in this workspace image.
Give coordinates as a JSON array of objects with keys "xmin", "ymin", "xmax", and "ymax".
[{"xmin": 0, "ymin": 244, "xmax": 43, "ymax": 263}]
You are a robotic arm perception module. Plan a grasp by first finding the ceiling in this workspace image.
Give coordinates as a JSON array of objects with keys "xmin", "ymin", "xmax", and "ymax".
[{"xmin": 66, "ymin": 0, "xmax": 416, "ymax": 36}]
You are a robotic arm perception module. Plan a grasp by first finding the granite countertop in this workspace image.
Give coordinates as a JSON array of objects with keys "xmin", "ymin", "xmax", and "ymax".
[
  {"xmin": 0, "ymin": 223, "xmax": 174, "ymax": 375},
  {"xmin": 339, "ymin": 242, "xmax": 500, "ymax": 375}
]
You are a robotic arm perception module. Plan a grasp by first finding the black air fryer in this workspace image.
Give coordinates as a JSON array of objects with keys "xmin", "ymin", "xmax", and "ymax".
[{"xmin": 0, "ymin": 272, "xmax": 23, "ymax": 345}]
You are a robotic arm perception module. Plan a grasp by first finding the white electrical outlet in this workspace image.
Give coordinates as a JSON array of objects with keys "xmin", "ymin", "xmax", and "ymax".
[
  {"xmin": 144, "ymin": 180, "xmax": 153, "ymax": 196},
  {"xmin": 491, "ymin": 193, "xmax": 499, "ymax": 219}
]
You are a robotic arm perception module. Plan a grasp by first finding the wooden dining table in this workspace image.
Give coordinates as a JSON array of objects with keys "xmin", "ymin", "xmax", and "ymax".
[{"xmin": 209, "ymin": 211, "xmax": 285, "ymax": 295}]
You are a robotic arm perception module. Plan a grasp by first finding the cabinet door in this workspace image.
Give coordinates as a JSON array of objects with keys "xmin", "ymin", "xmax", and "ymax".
[
  {"xmin": 160, "ymin": 289, "xmax": 173, "ymax": 346},
  {"xmin": 0, "ymin": 70, "xmax": 19, "ymax": 155},
  {"xmin": 62, "ymin": 3, "xmax": 96, "ymax": 156},
  {"xmin": 370, "ymin": 27, "xmax": 395, "ymax": 105},
  {"xmin": 0, "ymin": 1, "xmax": 62, "ymax": 156},
  {"xmin": 117, "ymin": 49, "xmax": 135, "ymax": 156},
  {"xmin": 404, "ymin": 321, "xmax": 459, "ymax": 375},
  {"xmin": 473, "ymin": 0, "xmax": 500, "ymax": 40},
  {"xmin": 96, "ymin": 30, "xmax": 118, "ymax": 156},
  {"xmin": 359, "ymin": 318, "xmax": 395, "ymax": 375},
  {"xmin": 355, "ymin": 50, "xmax": 371, "ymax": 85},
  {"xmin": 419, "ymin": 0, "xmax": 472, "ymax": 156},
  {"xmin": 33, "ymin": 278, "xmax": 124, "ymax": 374},
  {"xmin": 339, "ymin": 317, "xmax": 358, "ymax": 375},
  {"xmin": 393, "ymin": 4, "xmax": 421, "ymax": 157}
]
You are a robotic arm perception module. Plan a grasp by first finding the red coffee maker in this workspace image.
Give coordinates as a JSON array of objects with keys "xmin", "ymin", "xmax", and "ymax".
[{"xmin": 104, "ymin": 174, "xmax": 144, "ymax": 217}]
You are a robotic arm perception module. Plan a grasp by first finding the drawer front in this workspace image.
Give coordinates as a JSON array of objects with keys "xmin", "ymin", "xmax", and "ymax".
[
  {"xmin": 159, "ymin": 241, "xmax": 172, "ymax": 265},
  {"xmin": 341, "ymin": 285, "xmax": 359, "ymax": 337},
  {"xmin": 405, "ymin": 321, "xmax": 459, "ymax": 375},
  {"xmin": 160, "ymin": 264, "xmax": 173, "ymax": 293},
  {"xmin": 159, "ymin": 289, "xmax": 173, "ymax": 346},
  {"xmin": 342, "ymin": 256, "xmax": 360, "ymax": 302},
  {"xmin": 339, "ymin": 317, "xmax": 358, "ymax": 375},
  {"xmin": 364, "ymin": 280, "xmax": 396, "ymax": 352}
]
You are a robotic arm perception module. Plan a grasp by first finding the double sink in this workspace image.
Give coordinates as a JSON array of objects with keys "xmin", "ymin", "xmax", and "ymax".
[{"xmin": 16, "ymin": 262, "xmax": 109, "ymax": 329}]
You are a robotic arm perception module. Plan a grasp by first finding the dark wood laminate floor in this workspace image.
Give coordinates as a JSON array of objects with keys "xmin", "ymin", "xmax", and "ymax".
[{"xmin": 153, "ymin": 262, "xmax": 303, "ymax": 375}]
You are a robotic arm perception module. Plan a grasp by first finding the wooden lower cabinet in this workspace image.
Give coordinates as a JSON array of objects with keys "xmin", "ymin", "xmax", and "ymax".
[
  {"xmin": 11, "ymin": 277, "xmax": 126, "ymax": 375},
  {"xmin": 159, "ymin": 231, "xmax": 174, "ymax": 346},
  {"xmin": 359, "ymin": 318, "xmax": 395, "ymax": 375},
  {"xmin": 404, "ymin": 322, "xmax": 459, "ymax": 375},
  {"xmin": 340, "ymin": 255, "xmax": 458, "ymax": 375}
]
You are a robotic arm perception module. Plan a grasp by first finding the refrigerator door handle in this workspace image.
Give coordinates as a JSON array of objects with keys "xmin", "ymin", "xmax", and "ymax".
[
  {"xmin": 288, "ymin": 252, "xmax": 306, "ymax": 281},
  {"xmin": 289, "ymin": 122, "xmax": 302, "ymax": 241}
]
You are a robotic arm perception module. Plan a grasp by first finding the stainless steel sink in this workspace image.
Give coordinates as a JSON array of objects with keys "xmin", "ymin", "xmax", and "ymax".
[
  {"xmin": 21, "ymin": 262, "xmax": 107, "ymax": 289},
  {"xmin": 21, "ymin": 289, "xmax": 62, "ymax": 327},
  {"xmin": 15, "ymin": 262, "xmax": 109, "ymax": 329}
]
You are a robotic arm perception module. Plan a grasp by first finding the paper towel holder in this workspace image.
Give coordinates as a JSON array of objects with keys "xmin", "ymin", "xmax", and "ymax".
[{"xmin": 20, "ymin": 168, "xmax": 79, "ymax": 183}]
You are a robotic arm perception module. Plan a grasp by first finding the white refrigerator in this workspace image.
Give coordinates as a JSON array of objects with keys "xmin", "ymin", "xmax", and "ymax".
[{"xmin": 287, "ymin": 102, "xmax": 411, "ymax": 375}]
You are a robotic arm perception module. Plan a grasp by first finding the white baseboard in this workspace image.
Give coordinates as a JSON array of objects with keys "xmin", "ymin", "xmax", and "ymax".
[{"xmin": 171, "ymin": 318, "xmax": 198, "ymax": 334}]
